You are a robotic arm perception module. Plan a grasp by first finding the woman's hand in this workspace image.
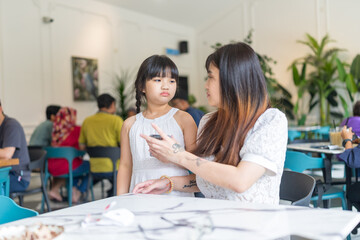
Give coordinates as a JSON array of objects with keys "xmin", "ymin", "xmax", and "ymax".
[
  {"xmin": 141, "ymin": 123, "xmax": 185, "ymax": 165},
  {"xmin": 341, "ymin": 126, "xmax": 354, "ymax": 140},
  {"xmin": 132, "ymin": 179, "xmax": 170, "ymax": 194}
]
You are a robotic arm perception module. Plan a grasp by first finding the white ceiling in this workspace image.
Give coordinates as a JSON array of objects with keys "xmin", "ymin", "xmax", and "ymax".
[{"xmin": 94, "ymin": 0, "xmax": 243, "ymax": 29}]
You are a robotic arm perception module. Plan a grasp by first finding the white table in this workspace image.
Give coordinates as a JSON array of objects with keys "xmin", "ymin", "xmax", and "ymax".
[
  {"xmin": 287, "ymin": 142, "xmax": 345, "ymax": 184},
  {"xmin": 2, "ymin": 194, "xmax": 360, "ymax": 239}
]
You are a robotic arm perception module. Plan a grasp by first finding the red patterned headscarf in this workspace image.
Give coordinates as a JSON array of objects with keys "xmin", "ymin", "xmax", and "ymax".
[{"xmin": 51, "ymin": 107, "xmax": 77, "ymax": 146}]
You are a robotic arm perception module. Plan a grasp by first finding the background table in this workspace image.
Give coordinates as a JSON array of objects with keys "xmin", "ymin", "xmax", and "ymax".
[
  {"xmin": 0, "ymin": 158, "xmax": 19, "ymax": 168},
  {"xmin": 2, "ymin": 194, "xmax": 360, "ymax": 239}
]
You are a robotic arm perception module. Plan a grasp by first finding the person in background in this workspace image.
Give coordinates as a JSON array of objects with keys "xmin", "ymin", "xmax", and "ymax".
[
  {"xmin": 29, "ymin": 105, "xmax": 61, "ymax": 147},
  {"xmin": 79, "ymin": 93, "xmax": 123, "ymax": 197},
  {"xmin": 171, "ymin": 89, "xmax": 204, "ymax": 127},
  {"xmin": 117, "ymin": 55, "xmax": 197, "ymax": 196},
  {"xmin": 133, "ymin": 43, "xmax": 288, "ymax": 205},
  {"xmin": 48, "ymin": 107, "xmax": 89, "ymax": 203},
  {"xmin": 340, "ymin": 101, "xmax": 360, "ymax": 137},
  {"xmin": 126, "ymin": 107, "xmax": 137, "ymax": 118},
  {"xmin": 0, "ymin": 99, "xmax": 30, "ymax": 193}
]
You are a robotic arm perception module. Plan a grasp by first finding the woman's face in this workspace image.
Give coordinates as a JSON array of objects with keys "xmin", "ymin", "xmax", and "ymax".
[{"xmin": 205, "ymin": 63, "xmax": 221, "ymax": 107}]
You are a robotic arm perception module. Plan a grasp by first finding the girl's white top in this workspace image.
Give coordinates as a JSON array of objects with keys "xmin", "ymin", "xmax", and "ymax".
[
  {"xmin": 196, "ymin": 108, "xmax": 288, "ymax": 204},
  {"xmin": 129, "ymin": 108, "xmax": 193, "ymax": 197}
]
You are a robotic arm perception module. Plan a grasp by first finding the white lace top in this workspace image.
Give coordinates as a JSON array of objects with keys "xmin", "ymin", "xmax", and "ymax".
[
  {"xmin": 196, "ymin": 108, "xmax": 288, "ymax": 204},
  {"xmin": 129, "ymin": 108, "xmax": 193, "ymax": 197}
]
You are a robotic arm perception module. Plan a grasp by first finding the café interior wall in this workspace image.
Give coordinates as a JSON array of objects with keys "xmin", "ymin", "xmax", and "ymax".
[
  {"xmin": 0, "ymin": 0, "xmax": 197, "ymax": 140},
  {"xmin": 196, "ymin": 0, "xmax": 360, "ymax": 125}
]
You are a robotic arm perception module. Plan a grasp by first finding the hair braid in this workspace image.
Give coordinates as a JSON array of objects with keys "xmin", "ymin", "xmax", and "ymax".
[{"xmin": 135, "ymin": 89, "xmax": 142, "ymax": 113}]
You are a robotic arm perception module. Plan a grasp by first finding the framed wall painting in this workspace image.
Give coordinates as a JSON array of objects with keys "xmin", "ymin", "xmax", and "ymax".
[{"xmin": 71, "ymin": 56, "xmax": 98, "ymax": 101}]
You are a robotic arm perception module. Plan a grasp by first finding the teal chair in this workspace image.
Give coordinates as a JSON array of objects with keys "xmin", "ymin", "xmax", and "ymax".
[
  {"xmin": 288, "ymin": 130, "xmax": 301, "ymax": 142},
  {"xmin": 285, "ymin": 150, "xmax": 346, "ymax": 210},
  {"xmin": 43, "ymin": 147, "xmax": 87, "ymax": 208},
  {"xmin": 312, "ymin": 126, "xmax": 330, "ymax": 140},
  {"xmin": 0, "ymin": 195, "xmax": 38, "ymax": 224},
  {"xmin": 0, "ymin": 167, "xmax": 11, "ymax": 196}
]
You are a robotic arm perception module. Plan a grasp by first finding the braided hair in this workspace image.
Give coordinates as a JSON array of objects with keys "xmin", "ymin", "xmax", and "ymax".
[{"xmin": 134, "ymin": 55, "xmax": 179, "ymax": 113}]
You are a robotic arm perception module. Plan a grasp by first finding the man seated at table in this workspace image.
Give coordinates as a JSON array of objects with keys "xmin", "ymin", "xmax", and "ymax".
[
  {"xmin": 0, "ymin": 99, "xmax": 30, "ymax": 193},
  {"xmin": 29, "ymin": 105, "xmax": 61, "ymax": 147},
  {"xmin": 170, "ymin": 89, "xmax": 204, "ymax": 127},
  {"xmin": 339, "ymin": 125, "xmax": 360, "ymax": 211},
  {"xmin": 79, "ymin": 93, "xmax": 123, "ymax": 197}
]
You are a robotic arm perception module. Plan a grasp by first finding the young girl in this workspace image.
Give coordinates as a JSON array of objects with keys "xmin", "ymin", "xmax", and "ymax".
[{"xmin": 117, "ymin": 55, "xmax": 197, "ymax": 196}]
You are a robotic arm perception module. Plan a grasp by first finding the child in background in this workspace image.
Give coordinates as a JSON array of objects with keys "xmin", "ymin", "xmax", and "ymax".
[{"xmin": 117, "ymin": 55, "xmax": 197, "ymax": 196}]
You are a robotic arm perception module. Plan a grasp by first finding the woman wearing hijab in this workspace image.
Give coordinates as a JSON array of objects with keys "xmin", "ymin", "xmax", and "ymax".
[{"xmin": 47, "ymin": 107, "xmax": 89, "ymax": 203}]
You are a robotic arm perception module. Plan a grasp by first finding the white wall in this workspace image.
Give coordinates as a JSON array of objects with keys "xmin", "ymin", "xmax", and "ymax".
[
  {"xmin": 196, "ymin": 0, "xmax": 360, "ymax": 124},
  {"xmin": 0, "ymin": 0, "xmax": 198, "ymax": 139}
]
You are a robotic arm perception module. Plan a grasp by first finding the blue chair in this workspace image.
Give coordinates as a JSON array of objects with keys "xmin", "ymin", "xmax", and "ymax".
[
  {"xmin": 312, "ymin": 126, "xmax": 330, "ymax": 140},
  {"xmin": 285, "ymin": 150, "xmax": 346, "ymax": 209},
  {"xmin": 0, "ymin": 167, "xmax": 11, "ymax": 196},
  {"xmin": 0, "ymin": 195, "xmax": 38, "ymax": 224},
  {"xmin": 288, "ymin": 130, "xmax": 301, "ymax": 142},
  {"xmin": 43, "ymin": 147, "xmax": 87, "ymax": 208}
]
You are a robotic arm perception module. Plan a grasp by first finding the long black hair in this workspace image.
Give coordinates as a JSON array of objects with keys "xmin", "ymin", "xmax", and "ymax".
[
  {"xmin": 193, "ymin": 42, "xmax": 269, "ymax": 166},
  {"xmin": 134, "ymin": 55, "xmax": 179, "ymax": 113}
]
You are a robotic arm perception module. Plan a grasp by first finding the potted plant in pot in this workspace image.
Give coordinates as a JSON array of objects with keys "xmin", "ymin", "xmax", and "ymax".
[
  {"xmin": 113, "ymin": 69, "xmax": 135, "ymax": 120},
  {"xmin": 290, "ymin": 34, "xmax": 350, "ymax": 126}
]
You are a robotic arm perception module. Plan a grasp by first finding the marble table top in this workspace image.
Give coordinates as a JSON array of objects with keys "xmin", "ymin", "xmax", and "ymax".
[{"xmin": 2, "ymin": 194, "xmax": 360, "ymax": 239}]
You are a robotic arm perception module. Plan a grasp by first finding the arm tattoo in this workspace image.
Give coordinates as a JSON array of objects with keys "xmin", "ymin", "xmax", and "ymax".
[
  {"xmin": 172, "ymin": 143, "xmax": 185, "ymax": 153},
  {"xmin": 183, "ymin": 180, "xmax": 197, "ymax": 189},
  {"xmin": 185, "ymin": 156, "xmax": 206, "ymax": 167}
]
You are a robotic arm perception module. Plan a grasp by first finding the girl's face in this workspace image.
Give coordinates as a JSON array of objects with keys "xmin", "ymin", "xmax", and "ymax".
[
  {"xmin": 143, "ymin": 74, "xmax": 177, "ymax": 106},
  {"xmin": 205, "ymin": 63, "xmax": 221, "ymax": 107}
]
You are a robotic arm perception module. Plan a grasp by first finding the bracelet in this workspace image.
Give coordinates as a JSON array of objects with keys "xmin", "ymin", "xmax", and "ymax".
[{"xmin": 160, "ymin": 175, "xmax": 174, "ymax": 193}]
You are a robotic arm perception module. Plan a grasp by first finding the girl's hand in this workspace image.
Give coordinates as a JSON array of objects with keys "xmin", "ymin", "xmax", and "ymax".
[
  {"xmin": 140, "ymin": 123, "xmax": 185, "ymax": 165},
  {"xmin": 132, "ymin": 179, "xmax": 170, "ymax": 194}
]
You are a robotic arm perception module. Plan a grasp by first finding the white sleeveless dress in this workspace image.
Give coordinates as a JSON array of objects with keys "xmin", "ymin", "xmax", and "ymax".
[{"xmin": 129, "ymin": 108, "xmax": 193, "ymax": 197}]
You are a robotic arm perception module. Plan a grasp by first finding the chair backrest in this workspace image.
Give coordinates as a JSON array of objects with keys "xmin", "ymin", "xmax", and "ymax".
[
  {"xmin": 312, "ymin": 126, "xmax": 330, "ymax": 140},
  {"xmin": 28, "ymin": 148, "xmax": 47, "ymax": 172},
  {"xmin": 0, "ymin": 167, "xmax": 11, "ymax": 196},
  {"xmin": 45, "ymin": 147, "xmax": 85, "ymax": 162},
  {"xmin": 280, "ymin": 170, "xmax": 316, "ymax": 206},
  {"xmin": 285, "ymin": 150, "xmax": 324, "ymax": 172},
  {"xmin": 0, "ymin": 196, "xmax": 38, "ymax": 224},
  {"xmin": 86, "ymin": 147, "xmax": 120, "ymax": 172},
  {"xmin": 288, "ymin": 130, "xmax": 302, "ymax": 142}
]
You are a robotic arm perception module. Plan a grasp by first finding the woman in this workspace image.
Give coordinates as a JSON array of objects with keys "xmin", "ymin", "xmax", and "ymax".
[
  {"xmin": 48, "ymin": 107, "xmax": 89, "ymax": 203},
  {"xmin": 341, "ymin": 101, "xmax": 360, "ymax": 137},
  {"xmin": 132, "ymin": 42, "xmax": 288, "ymax": 204}
]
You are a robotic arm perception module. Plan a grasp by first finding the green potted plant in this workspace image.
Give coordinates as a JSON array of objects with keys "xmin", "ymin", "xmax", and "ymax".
[
  {"xmin": 211, "ymin": 30, "xmax": 294, "ymax": 120},
  {"xmin": 336, "ymin": 54, "xmax": 360, "ymax": 117},
  {"xmin": 291, "ymin": 34, "xmax": 346, "ymax": 126},
  {"xmin": 114, "ymin": 69, "xmax": 134, "ymax": 119}
]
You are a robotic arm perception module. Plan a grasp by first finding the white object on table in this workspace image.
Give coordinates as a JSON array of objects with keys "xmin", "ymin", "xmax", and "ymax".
[{"xmin": 1, "ymin": 194, "xmax": 359, "ymax": 240}]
